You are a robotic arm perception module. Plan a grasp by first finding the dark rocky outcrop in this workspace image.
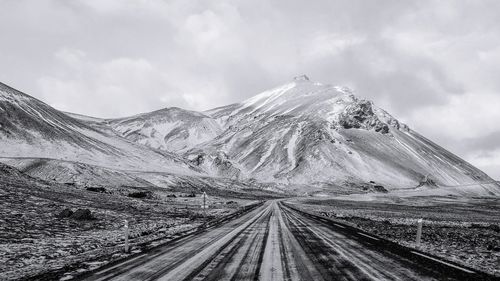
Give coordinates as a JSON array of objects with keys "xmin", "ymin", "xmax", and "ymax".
[
  {"xmin": 373, "ymin": 185, "xmax": 388, "ymax": 193},
  {"xmin": 57, "ymin": 208, "xmax": 73, "ymax": 218},
  {"xmin": 338, "ymin": 100, "xmax": 389, "ymax": 134},
  {"xmin": 127, "ymin": 191, "xmax": 152, "ymax": 199},
  {"xmin": 70, "ymin": 209, "xmax": 93, "ymax": 220},
  {"xmin": 416, "ymin": 174, "xmax": 438, "ymax": 188},
  {"xmin": 86, "ymin": 187, "xmax": 107, "ymax": 193},
  {"xmin": 293, "ymin": 74, "xmax": 310, "ymax": 82}
]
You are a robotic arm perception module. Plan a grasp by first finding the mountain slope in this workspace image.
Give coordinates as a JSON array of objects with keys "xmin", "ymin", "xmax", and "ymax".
[
  {"xmin": 0, "ymin": 82, "xmax": 197, "ymax": 175},
  {"xmin": 182, "ymin": 77, "xmax": 499, "ymax": 195},
  {"xmin": 108, "ymin": 107, "xmax": 222, "ymax": 152}
]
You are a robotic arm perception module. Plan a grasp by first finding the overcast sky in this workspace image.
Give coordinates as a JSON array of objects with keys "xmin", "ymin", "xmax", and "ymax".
[{"xmin": 1, "ymin": 0, "xmax": 500, "ymax": 179}]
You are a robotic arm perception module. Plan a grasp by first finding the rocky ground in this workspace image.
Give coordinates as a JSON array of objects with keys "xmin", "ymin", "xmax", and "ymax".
[
  {"xmin": 0, "ymin": 164, "xmax": 258, "ymax": 281},
  {"xmin": 295, "ymin": 196, "xmax": 500, "ymax": 277}
]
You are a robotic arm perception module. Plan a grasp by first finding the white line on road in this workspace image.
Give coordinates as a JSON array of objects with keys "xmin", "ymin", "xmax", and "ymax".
[
  {"xmin": 357, "ymin": 233, "xmax": 379, "ymax": 241},
  {"xmin": 411, "ymin": 251, "xmax": 475, "ymax": 274},
  {"xmin": 334, "ymin": 224, "xmax": 345, "ymax": 229}
]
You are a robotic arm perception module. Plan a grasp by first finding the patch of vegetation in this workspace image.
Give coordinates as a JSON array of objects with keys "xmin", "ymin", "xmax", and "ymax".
[
  {"xmin": 127, "ymin": 191, "xmax": 151, "ymax": 199},
  {"xmin": 86, "ymin": 187, "xmax": 107, "ymax": 193}
]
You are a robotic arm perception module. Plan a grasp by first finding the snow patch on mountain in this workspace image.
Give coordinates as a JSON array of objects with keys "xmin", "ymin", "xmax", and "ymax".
[{"xmin": 286, "ymin": 124, "xmax": 301, "ymax": 172}]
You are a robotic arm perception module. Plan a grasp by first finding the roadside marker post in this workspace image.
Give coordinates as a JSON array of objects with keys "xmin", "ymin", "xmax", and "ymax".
[
  {"xmin": 202, "ymin": 191, "xmax": 207, "ymax": 219},
  {"xmin": 124, "ymin": 220, "xmax": 130, "ymax": 253},
  {"xmin": 416, "ymin": 219, "xmax": 423, "ymax": 247}
]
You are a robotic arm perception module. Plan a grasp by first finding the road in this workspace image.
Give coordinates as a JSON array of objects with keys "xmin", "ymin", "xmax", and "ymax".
[{"xmin": 82, "ymin": 201, "xmax": 495, "ymax": 281}]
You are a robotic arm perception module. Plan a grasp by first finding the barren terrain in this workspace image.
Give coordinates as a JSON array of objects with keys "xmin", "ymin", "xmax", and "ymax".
[
  {"xmin": 292, "ymin": 196, "xmax": 500, "ymax": 276},
  {"xmin": 0, "ymin": 164, "xmax": 261, "ymax": 281}
]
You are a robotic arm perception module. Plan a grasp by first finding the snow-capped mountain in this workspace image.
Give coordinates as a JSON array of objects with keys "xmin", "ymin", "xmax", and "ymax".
[
  {"xmin": 0, "ymin": 82, "xmax": 197, "ymax": 175},
  {"xmin": 0, "ymin": 78, "xmax": 498, "ymax": 196},
  {"xmin": 182, "ymin": 76, "xmax": 498, "ymax": 195},
  {"xmin": 108, "ymin": 107, "xmax": 222, "ymax": 152}
]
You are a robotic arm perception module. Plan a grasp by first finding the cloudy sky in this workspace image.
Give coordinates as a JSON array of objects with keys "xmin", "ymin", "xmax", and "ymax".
[{"xmin": 1, "ymin": 0, "xmax": 500, "ymax": 179}]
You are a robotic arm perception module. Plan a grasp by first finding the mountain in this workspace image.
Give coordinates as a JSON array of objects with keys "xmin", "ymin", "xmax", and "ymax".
[
  {"xmin": 180, "ymin": 76, "xmax": 498, "ymax": 195},
  {"xmin": 108, "ymin": 107, "xmax": 222, "ymax": 152},
  {"xmin": 0, "ymin": 82, "xmax": 198, "ymax": 177},
  {"xmin": 0, "ymin": 78, "xmax": 498, "ymax": 196}
]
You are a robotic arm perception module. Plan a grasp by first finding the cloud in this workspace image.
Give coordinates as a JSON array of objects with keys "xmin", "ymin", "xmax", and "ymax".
[
  {"xmin": 37, "ymin": 48, "xmax": 189, "ymax": 117},
  {"xmin": 466, "ymin": 148, "xmax": 500, "ymax": 180},
  {"xmin": 300, "ymin": 33, "xmax": 366, "ymax": 60},
  {"xmin": 464, "ymin": 131, "xmax": 500, "ymax": 152},
  {"xmin": 458, "ymin": 131, "xmax": 500, "ymax": 179},
  {"xmin": 408, "ymin": 92, "xmax": 500, "ymax": 141}
]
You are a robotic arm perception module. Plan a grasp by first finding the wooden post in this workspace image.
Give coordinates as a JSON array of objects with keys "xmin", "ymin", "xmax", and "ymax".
[
  {"xmin": 203, "ymin": 191, "xmax": 207, "ymax": 219},
  {"xmin": 124, "ymin": 220, "xmax": 129, "ymax": 253},
  {"xmin": 416, "ymin": 219, "xmax": 423, "ymax": 247}
]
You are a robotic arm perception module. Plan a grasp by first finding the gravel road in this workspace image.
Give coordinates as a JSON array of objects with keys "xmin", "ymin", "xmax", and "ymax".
[{"xmin": 82, "ymin": 201, "xmax": 496, "ymax": 281}]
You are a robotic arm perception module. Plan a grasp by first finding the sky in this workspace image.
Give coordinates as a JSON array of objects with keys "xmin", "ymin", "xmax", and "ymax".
[{"xmin": 1, "ymin": 0, "xmax": 500, "ymax": 179}]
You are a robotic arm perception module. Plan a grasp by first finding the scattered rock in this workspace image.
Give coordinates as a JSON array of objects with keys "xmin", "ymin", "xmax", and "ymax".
[
  {"xmin": 416, "ymin": 175, "xmax": 438, "ymax": 188},
  {"xmin": 487, "ymin": 224, "xmax": 500, "ymax": 232},
  {"xmin": 212, "ymin": 152, "xmax": 241, "ymax": 179},
  {"xmin": 70, "ymin": 209, "xmax": 93, "ymax": 220},
  {"xmin": 374, "ymin": 185, "xmax": 388, "ymax": 193},
  {"xmin": 58, "ymin": 208, "xmax": 73, "ymax": 218},
  {"xmin": 184, "ymin": 192, "xmax": 196, "ymax": 198},
  {"xmin": 127, "ymin": 191, "xmax": 151, "ymax": 199},
  {"xmin": 192, "ymin": 154, "xmax": 205, "ymax": 166},
  {"xmin": 486, "ymin": 242, "xmax": 500, "ymax": 252},
  {"xmin": 86, "ymin": 187, "xmax": 107, "ymax": 193}
]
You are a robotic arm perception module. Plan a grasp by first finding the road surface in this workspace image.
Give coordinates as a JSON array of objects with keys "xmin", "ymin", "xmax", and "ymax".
[{"xmin": 82, "ymin": 201, "xmax": 494, "ymax": 281}]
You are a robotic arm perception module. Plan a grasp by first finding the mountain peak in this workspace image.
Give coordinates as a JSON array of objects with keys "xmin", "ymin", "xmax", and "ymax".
[
  {"xmin": 293, "ymin": 75, "xmax": 310, "ymax": 82},
  {"xmin": 234, "ymin": 80, "xmax": 358, "ymax": 121}
]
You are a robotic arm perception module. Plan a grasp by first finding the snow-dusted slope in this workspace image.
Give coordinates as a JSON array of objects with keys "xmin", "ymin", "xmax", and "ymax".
[
  {"xmin": 187, "ymin": 77, "xmax": 499, "ymax": 195},
  {"xmin": 108, "ymin": 107, "xmax": 222, "ymax": 152},
  {"xmin": 0, "ymin": 157, "xmax": 156, "ymax": 188},
  {"xmin": 1, "ymin": 78, "xmax": 498, "ymax": 196},
  {"xmin": 0, "ymin": 82, "xmax": 197, "ymax": 175}
]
